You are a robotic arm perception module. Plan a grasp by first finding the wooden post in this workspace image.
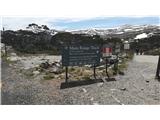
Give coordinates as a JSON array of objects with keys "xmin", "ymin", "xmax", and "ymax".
[
  {"xmin": 156, "ymin": 55, "xmax": 160, "ymax": 80},
  {"xmin": 3, "ymin": 27, "xmax": 7, "ymax": 56},
  {"xmin": 65, "ymin": 66, "xmax": 68, "ymax": 83},
  {"xmin": 114, "ymin": 53, "xmax": 119, "ymax": 75},
  {"xmin": 105, "ymin": 58, "xmax": 110, "ymax": 79},
  {"xmin": 93, "ymin": 64, "xmax": 96, "ymax": 79}
]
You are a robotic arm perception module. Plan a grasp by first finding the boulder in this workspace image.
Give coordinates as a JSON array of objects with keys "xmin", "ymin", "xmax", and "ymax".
[
  {"xmin": 97, "ymin": 82, "xmax": 104, "ymax": 87},
  {"xmin": 40, "ymin": 62, "xmax": 50, "ymax": 69},
  {"xmin": 33, "ymin": 70, "xmax": 40, "ymax": 75},
  {"xmin": 48, "ymin": 66, "xmax": 62, "ymax": 74}
]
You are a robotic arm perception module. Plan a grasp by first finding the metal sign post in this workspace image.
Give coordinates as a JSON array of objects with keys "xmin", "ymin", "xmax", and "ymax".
[
  {"xmin": 102, "ymin": 44, "xmax": 112, "ymax": 79},
  {"xmin": 93, "ymin": 64, "xmax": 96, "ymax": 79},
  {"xmin": 105, "ymin": 58, "xmax": 110, "ymax": 79},
  {"xmin": 156, "ymin": 55, "xmax": 160, "ymax": 80},
  {"xmin": 65, "ymin": 66, "xmax": 68, "ymax": 83},
  {"xmin": 114, "ymin": 43, "xmax": 121, "ymax": 74}
]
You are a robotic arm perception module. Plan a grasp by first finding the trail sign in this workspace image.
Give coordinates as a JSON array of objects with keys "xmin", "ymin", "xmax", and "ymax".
[
  {"xmin": 115, "ymin": 44, "xmax": 121, "ymax": 53},
  {"xmin": 124, "ymin": 41, "xmax": 130, "ymax": 50},
  {"xmin": 102, "ymin": 44, "xmax": 112, "ymax": 57},
  {"xmin": 62, "ymin": 45, "xmax": 101, "ymax": 66}
]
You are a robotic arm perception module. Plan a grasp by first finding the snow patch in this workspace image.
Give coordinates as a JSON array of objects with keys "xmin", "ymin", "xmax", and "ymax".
[{"xmin": 134, "ymin": 33, "xmax": 148, "ymax": 39}]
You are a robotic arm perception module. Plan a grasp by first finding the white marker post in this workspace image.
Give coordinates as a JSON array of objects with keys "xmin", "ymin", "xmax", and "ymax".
[{"xmin": 124, "ymin": 41, "xmax": 130, "ymax": 57}]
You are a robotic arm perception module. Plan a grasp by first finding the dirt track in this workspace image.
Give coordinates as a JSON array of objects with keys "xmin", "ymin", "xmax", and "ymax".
[{"xmin": 1, "ymin": 55, "xmax": 160, "ymax": 105}]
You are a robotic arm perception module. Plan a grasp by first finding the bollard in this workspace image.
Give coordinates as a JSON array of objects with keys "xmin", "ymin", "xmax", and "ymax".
[{"xmin": 155, "ymin": 55, "xmax": 160, "ymax": 80}]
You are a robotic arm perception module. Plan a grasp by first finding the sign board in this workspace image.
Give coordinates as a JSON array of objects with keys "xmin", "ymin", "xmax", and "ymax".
[
  {"xmin": 102, "ymin": 44, "xmax": 112, "ymax": 57},
  {"xmin": 115, "ymin": 44, "xmax": 121, "ymax": 53},
  {"xmin": 62, "ymin": 45, "xmax": 101, "ymax": 66},
  {"xmin": 124, "ymin": 43, "xmax": 130, "ymax": 50}
]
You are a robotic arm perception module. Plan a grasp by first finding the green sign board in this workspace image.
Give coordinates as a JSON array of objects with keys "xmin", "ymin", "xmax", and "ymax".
[{"xmin": 62, "ymin": 45, "xmax": 101, "ymax": 66}]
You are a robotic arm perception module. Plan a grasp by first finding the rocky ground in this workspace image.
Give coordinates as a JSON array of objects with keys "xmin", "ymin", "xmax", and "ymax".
[{"xmin": 1, "ymin": 55, "xmax": 160, "ymax": 105}]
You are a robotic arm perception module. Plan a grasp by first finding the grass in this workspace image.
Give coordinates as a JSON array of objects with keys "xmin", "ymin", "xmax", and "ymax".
[
  {"xmin": 43, "ymin": 74, "xmax": 55, "ymax": 80},
  {"xmin": 82, "ymin": 76, "xmax": 91, "ymax": 80},
  {"xmin": 43, "ymin": 72, "xmax": 55, "ymax": 80}
]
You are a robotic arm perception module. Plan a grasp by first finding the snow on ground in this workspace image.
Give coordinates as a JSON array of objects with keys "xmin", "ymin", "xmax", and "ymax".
[{"xmin": 134, "ymin": 33, "xmax": 148, "ymax": 39}]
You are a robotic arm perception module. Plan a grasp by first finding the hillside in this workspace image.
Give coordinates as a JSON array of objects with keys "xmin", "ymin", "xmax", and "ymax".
[{"xmin": 1, "ymin": 24, "xmax": 160, "ymax": 55}]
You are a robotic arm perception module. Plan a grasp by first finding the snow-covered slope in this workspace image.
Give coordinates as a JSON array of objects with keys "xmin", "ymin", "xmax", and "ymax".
[
  {"xmin": 134, "ymin": 33, "xmax": 148, "ymax": 39},
  {"xmin": 70, "ymin": 25, "xmax": 160, "ymax": 37},
  {"xmin": 25, "ymin": 24, "xmax": 61, "ymax": 36}
]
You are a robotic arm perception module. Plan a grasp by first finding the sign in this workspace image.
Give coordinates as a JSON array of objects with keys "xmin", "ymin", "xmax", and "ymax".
[
  {"xmin": 124, "ymin": 43, "xmax": 130, "ymax": 50},
  {"xmin": 62, "ymin": 45, "xmax": 101, "ymax": 66},
  {"xmin": 102, "ymin": 44, "xmax": 112, "ymax": 57},
  {"xmin": 115, "ymin": 44, "xmax": 121, "ymax": 53}
]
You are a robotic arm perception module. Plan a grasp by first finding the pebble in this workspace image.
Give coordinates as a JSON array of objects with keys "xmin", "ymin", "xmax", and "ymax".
[
  {"xmin": 33, "ymin": 71, "xmax": 40, "ymax": 75},
  {"xmin": 93, "ymin": 102, "xmax": 99, "ymax": 105},
  {"xmin": 120, "ymin": 88, "xmax": 127, "ymax": 91},
  {"xmin": 82, "ymin": 88, "xmax": 87, "ymax": 93},
  {"xmin": 90, "ymin": 97, "xmax": 94, "ymax": 101},
  {"xmin": 97, "ymin": 82, "xmax": 104, "ymax": 87}
]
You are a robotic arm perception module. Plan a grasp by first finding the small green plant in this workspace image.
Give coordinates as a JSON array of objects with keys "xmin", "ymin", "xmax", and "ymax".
[
  {"xmin": 69, "ymin": 67, "xmax": 75, "ymax": 72},
  {"xmin": 43, "ymin": 73, "xmax": 55, "ymax": 80},
  {"xmin": 82, "ymin": 76, "xmax": 91, "ymax": 80},
  {"xmin": 43, "ymin": 75, "xmax": 55, "ymax": 80}
]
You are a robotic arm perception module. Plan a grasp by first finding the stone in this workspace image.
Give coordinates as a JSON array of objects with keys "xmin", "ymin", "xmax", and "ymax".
[
  {"xmin": 40, "ymin": 62, "xmax": 50, "ymax": 69},
  {"xmin": 81, "ymin": 88, "xmax": 87, "ymax": 93},
  {"xmin": 110, "ymin": 89, "xmax": 117, "ymax": 91},
  {"xmin": 120, "ymin": 88, "xmax": 127, "ymax": 91},
  {"xmin": 90, "ymin": 97, "xmax": 94, "ymax": 101},
  {"xmin": 33, "ymin": 71, "xmax": 40, "ymax": 75},
  {"xmin": 48, "ymin": 66, "xmax": 62, "ymax": 74},
  {"xmin": 97, "ymin": 82, "xmax": 104, "ymax": 87},
  {"xmin": 93, "ymin": 102, "xmax": 99, "ymax": 105},
  {"xmin": 119, "ymin": 71, "xmax": 125, "ymax": 75},
  {"xmin": 10, "ymin": 52, "xmax": 17, "ymax": 56},
  {"xmin": 7, "ymin": 56, "xmax": 20, "ymax": 61}
]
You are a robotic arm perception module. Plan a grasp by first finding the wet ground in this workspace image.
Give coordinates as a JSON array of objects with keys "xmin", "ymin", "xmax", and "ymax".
[{"xmin": 1, "ymin": 55, "xmax": 160, "ymax": 105}]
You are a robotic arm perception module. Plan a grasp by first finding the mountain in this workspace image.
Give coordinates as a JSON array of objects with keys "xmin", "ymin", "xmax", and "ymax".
[
  {"xmin": 25, "ymin": 23, "xmax": 63, "ymax": 36},
  {"xmin": 1, "ymin": 24, "xmax": 160, "ymax": 55},
  {"xmin": 70, "ymin": 24, "xmax": 160, "ymax": 40}
]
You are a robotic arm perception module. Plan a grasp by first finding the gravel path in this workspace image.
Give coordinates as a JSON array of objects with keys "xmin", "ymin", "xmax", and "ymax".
[{"xmin": 1, "ymin": 55, "xmax": 160, "ymax": 105}]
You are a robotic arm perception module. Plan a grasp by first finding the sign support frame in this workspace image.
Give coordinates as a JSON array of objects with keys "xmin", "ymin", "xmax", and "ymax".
[
  {"xmin": 93, "ymin": 64, "xmax": 96, "ymax": 79},
  {"xmin": 105, "ymin": 58, "xmax": 110, "ymax": 79},
  {"xmin": 65, "ymin": 66, "xmax": 68, "ymax": 83},
  {"xmin": 156, "ymin": 55, "xmax": 160, "ymax": 80}
]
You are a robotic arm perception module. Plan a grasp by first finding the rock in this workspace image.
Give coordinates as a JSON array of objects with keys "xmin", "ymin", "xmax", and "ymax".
[
  {"xmin": 97, "ymin": 82, "xmax": 104, "ymax": 87},
  {"xmin": 146, "ymin": 80, "xmax": 150, "ymax": 83},
  {"xmin": 48, "ymin": 66, "xmax": 62, "ymax": 74},
  {"xmin": 7, "ymin": 57, "xmax": 20, "ymax": 61},
  {"xmin": 33, "ymin": 71, "xmax": 40, "ymax": 75},
  {"xmin": 97, "ymin": 65, "xmax": 105, "ymax": 69},
  {"xmin": 93, "ymin": 102, "xmax": 99, "ymax": 105},
  {"xmin": 119, "ymin": 71, "xmax": 125, "ymax": 75},
  {"xmin": 110, "ymin": 89, "xmax": 117, "ymax": 91},
  {"xmin": 120, "ymin": 88, "xmax": 127, "ymax": 91},
  {"xmin": 51, "ymin": 61, "xmax": 61, "ymax": 67},
  {"xmin": 81, "ymin": 88, "xmax": 87, "ymax": 93},
  {"xmin": 90, "ymin": 97, "xmax": 94, "ymax": 101},
  {"xmin": 10, "ymin": 52, "xmax": 17, "ymax": 56},
  {"xmin": 40, "ymin": 62, "xmax": 50, "ymax": 69},
  {"xmin": 119, "ymin": 60, "xmax": 122, "ymax": 63}
]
